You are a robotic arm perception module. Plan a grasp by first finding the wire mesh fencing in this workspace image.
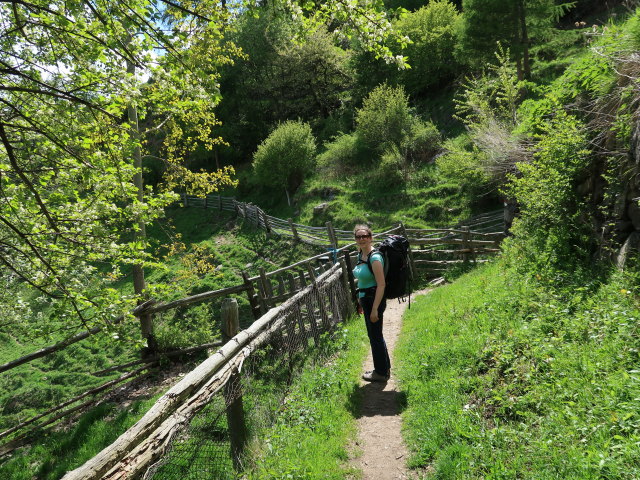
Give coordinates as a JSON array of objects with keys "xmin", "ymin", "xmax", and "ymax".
[{"xmin": 141, "ymin": 265, "xmax": 351, "ymax": 479}]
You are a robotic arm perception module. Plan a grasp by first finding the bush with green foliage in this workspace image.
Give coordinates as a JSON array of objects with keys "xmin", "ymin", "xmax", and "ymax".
[
  {"xmin": 316, "ymin": 132, "xmax": 369, "ymax": 178},
  {"xmin": 456, "ymin": 0, "xmax": 575, "ymax": 79},
  {"xmin": 355, "ymin": 84, "xmax": 415, "ymax": 153},
  {"xmin": 436, "ymin": 134, "xmax": 491, "ymax": 196},
  {"xmin": 394, "ymin": 0, "xmax": 461, "ymax": 95},
  {"xmin": 216, "ymin": 11, "xmax": 353, "ymax": 163},
  {"xmin": 252, "ymin": 121, "xmax": 317, "ymax": 200},
  {"xmin": 628, "ymin": 10, "xmax": 640, "ymax": 49},
  {"xmin": 506, "ymin": 109, "xmax": 592, "ymax": 277},
  {"xmin": 405, "ymin": 119, "xmax": 442, "ymax": 164},
  {"xmin": 372, "ymin": 146, "xmax": 406, "ymax": 189}
]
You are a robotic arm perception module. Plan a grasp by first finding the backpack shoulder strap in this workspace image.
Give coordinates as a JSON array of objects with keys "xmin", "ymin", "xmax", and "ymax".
[{"xmin": 366, "ymin": 248, "xmax": 384, "ymax": 276}]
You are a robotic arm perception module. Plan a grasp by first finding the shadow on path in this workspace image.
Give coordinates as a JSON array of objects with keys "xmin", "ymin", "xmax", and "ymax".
[{"xmin": 350, "ymin": 381, "xmax": 408, "ymax": 418}]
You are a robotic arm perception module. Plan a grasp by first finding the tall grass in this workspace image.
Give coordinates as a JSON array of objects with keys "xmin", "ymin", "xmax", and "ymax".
[
  {"xmin": 244, "ymin": 319, "xmax": 368, "ymax": 479},
  {"xmin": 139, "ymin": 319, "xmax": 369, "ymax": 480},
  {"xmin": 396, "ymin": 259, "xmax": 640, "ymax": 478},
  {"xmin": 1, "ymin": 395, "xmax": 160, "ymax": 479}
]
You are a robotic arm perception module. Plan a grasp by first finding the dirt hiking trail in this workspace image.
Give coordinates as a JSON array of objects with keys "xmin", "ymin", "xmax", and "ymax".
[{"xmin": 349, "ymin": 289, "xmax": 430, "ymax": 480}]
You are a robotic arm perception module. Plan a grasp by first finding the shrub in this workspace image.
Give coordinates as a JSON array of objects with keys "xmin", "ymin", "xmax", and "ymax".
[
  {"xmin": 405, "ymin": 119, "xmax": 442, "ymax": 164},
  {"xmin": 372, "ymin": 146, "xmax": 405, "ymax": 189},
  {"xmin": 394, "ymin": 0, "xmax": 460, "ymax": 95},
  {"xmin": 316, "ymin": 132, "xmax": 369, "ymax": 178},
  {"xmin": 355, "ymin": 84, "xmax": 414, "ymax": 153},
  {"xmin": 628, "ymin": 10, "xmax": 640, "ymax": 49},
  {"xmin": 252, "ymin": 121, "xmax": 317, "ymax": 201},
  {"xmin": 436, "ymin": 134, "xmax": 491, "ymax": 195},
  {"xmin": 505, "ymin": 110, "xmax": 592, "ymax": 277}
]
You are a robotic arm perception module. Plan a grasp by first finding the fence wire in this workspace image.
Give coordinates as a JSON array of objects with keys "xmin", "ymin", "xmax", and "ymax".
[{"xmin": 143, "ymin": 269, "xmax": 349, "ymax": 479}]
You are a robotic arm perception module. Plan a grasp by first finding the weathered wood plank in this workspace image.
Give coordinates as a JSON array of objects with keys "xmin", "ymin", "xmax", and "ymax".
[{"xmin": 146, "ymin": 285, "xmax": 247, "ymax": 314}]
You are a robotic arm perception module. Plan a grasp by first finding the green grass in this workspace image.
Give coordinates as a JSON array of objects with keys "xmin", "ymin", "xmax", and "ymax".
[
  {"xmin": 396, "ymin": 259, "xmax": 640, "ymax": 479},
  {"xmin": 0, "ymin": 332, "xmax": 139, "ymax": 432},
  {"xmin": 1, "ymin": 394, "xmax": 161, "ymax": 480},
  {"xmin": 290, "ymin": 162, "xmax": 497, "ymax": 231},
  {"xmin": 231, "ymin": 149, "xmax": 500, "ymax": 232},
  {"xmin": 243, "ymin": 319, "xmax": 368, "ymax": 479},
  {"xmin": 137, "ymin": 318, "xmax": 370, "ymax": 479},
  {"xmin": 0, "ymin": 207, "xmax": 324, "ymax": 479}
]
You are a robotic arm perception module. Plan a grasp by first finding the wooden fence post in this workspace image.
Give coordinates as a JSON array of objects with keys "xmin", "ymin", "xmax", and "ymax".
[
  {"xmin": 138, "ymin": 309, "xmax": 157, "ymax": 358},
  {"xmin": 262, "ymin": 209, "xmax": 272, "ymax": 235},
  {"xmin": 259, "ymin": 267, "xmax": 274, "ymax": 308},
  {"xmin": 253, "ymin": 205, "xmax": 260, "ymax": 229},
  {"xmin": 339, "ymin": 258, "xmax": 355, "ymax": 318},
  {"xmin": 181, "ymin": 192, "xmax": 189, "ymax": 207},
  {"xmin": 241, "ymin": 271, "xmax": 262, "ymax": 320},
  {"xmin": 286, "ymin": 272, "xmax": 297, "ymax": 299},
  {"xmin": 399, "ymin": 222, "xmax": 417, "ymax": 279},
  {"xmin": 342, "ymin": 250, "xmax": 358, "ymax": 308},
  {"xmin": 288, "ymin": 218, "xmax": 299, "ymax": 242},
  {"xmin": 326, "ymin": 221, "xmax": 338, "ymax": 249},
  {"xmin": 305, "ymin": 263, "xmax": 330, "ymax": 329},
  {"xmin": 245, "ymin": 203, "xmax": 253, "ymax": 226},
  {"xmin": 298, "ymin": 270, "xmax": 308, "ymax": 287},
  {"xmin": 203, "ymin": 195, "xmax": 208, "ymax": 209},
  {"xmin": 461, "ymin": 226, "xmax": 473, "ymax": 263},
  {"xmin": 218, "ymin": 195, "xmax": 222, "ymax": 211},
  {"xmin": 221, "ymin": 298, "xmax": 246, "ymax": 470}
]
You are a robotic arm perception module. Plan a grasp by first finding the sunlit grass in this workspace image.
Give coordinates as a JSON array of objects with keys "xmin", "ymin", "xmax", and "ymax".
[
  {"xmin": 244, "ymin": 318, "xmax": 368, "ymax": 479},
  {"xmin": 1, "ymin": 396, "xmax": 160, "ymax": 480},
  {"xmin": 396, "ymin": 260, "xmax": 640, "ymax": 478}
]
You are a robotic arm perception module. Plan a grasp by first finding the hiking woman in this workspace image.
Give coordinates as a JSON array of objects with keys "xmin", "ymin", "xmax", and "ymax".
[{"xmin": 353, "ymin": 225, "xmax": 390, "ymax": 382}]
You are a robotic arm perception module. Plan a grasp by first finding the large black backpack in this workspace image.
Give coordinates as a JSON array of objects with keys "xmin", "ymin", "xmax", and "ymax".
[{"xmin": 365, "ymin": 234, "xmax": 411, "ymax": 301}]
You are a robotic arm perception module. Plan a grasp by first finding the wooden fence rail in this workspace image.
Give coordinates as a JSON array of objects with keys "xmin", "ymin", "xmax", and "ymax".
[
  {"xmin": 63, "ymin": 265, "xmax": 347, "ymax": 480},
  {"xmin": 1, "ymin": 206, "xmax": 501, "ymax": 376}
]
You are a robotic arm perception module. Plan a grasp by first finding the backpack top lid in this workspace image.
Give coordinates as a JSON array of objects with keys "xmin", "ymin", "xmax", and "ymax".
[{"xmin": 364, "ymin": 234, "xmax": 411, "ymax": 300}]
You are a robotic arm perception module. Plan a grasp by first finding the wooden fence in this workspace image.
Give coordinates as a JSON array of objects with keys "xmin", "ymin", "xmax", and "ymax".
[
  {"xmin": 182, "ymin": 193, "xmax": 504, "ymax": 248},
  {"xmin": 0, "ymin": 198, "xmax": 505, "ymax": 462},
  {"xmin": 62, "ymin": 264, "xmax": 352, "ymax": 479}
]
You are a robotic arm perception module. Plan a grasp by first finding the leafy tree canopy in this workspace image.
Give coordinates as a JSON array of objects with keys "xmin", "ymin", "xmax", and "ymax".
[
  {"xmin": 1, "ymin": 0, "xmax": 401, "ymax": 332},
  {"xmin": 394, "ymin": 0, "xmax": 461, "ymax": 95},
  {"xmin": 356, "ymin": 83, "xmax": 415, "ymax": 152},
  {"xmin": 457, "ymin": 0, "xmax": 575, "ymax": 78},
  {"xmin": 217, "ymin": 11, "xmax": 354, "ymax": 161}
]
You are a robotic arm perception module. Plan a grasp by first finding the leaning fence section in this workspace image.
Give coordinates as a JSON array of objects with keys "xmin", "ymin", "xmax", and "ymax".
[{"xmin": 63, "ymin": 265, "xmax": 352, "ymax": 479}]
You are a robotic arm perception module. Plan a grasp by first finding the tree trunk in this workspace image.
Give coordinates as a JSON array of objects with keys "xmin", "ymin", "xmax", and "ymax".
[
  {"xmin": 127, "ymin": 59, "xmax": 156, "ymax": 355},
  {"xmin": 518, "ymin": 0, "xmax": 531, "ymax": 79}
]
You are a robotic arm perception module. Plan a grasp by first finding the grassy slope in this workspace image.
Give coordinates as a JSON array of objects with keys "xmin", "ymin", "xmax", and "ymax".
[
  {"xmin": 3, "ymin": 396, "xmax": 162, "ymax": 480},
  {"xmin": 4, "ymin": 6, "xmax": 633, "ymax": 477},
  {"xmin": 0, "ymin": 207, "xmax": 322, "ymax": 479},
  {"xmin": 233, "ymin": 160, "xmax": 498, "ymax": 232},
  {"xmin": 396, "ymin": 259, "xmax": 640, "ymax": 479}
]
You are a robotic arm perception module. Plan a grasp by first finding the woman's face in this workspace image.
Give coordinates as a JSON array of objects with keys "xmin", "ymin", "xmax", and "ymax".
[{"xmin": 355, "ymin": 229, "xmax": 372, "ymax": 248}]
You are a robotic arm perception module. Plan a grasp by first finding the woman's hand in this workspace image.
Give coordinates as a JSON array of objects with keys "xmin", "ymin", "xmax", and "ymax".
[{"xmin": 370, "ymin": 308, "xmax": 379, "ymax": 323}]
